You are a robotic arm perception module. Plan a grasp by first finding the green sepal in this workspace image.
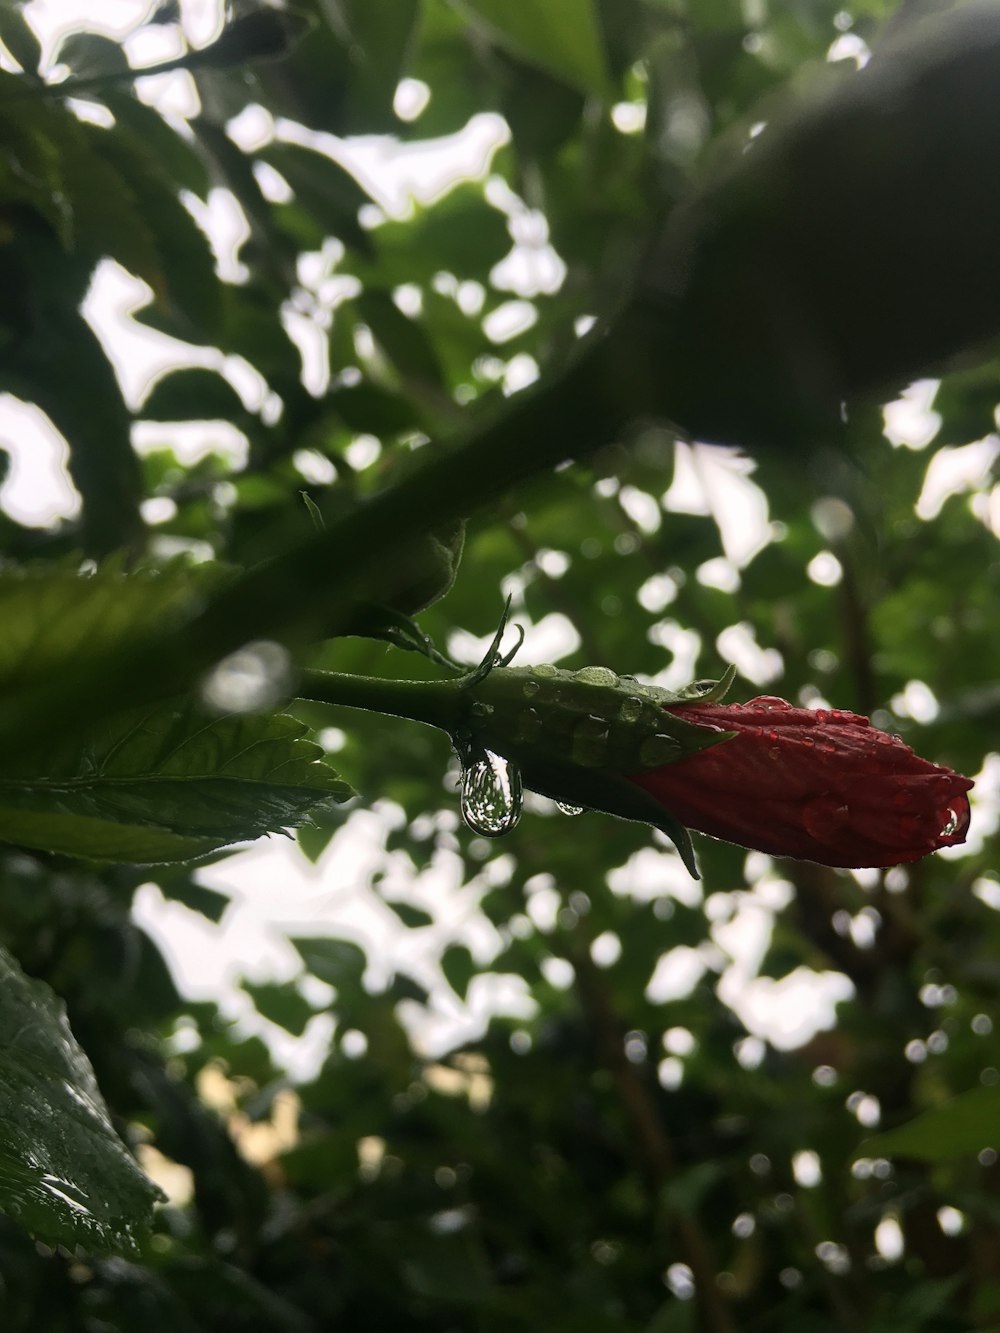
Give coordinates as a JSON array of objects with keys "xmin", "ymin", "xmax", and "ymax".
[
  {"xmin": 518, "ymin": 754, "xmax": 700, "ymax": 878},
  {"xmin": 467, "ymin": 664, "xmax": 737, "ymax": 777},
  {"xmin": 666, "ymin": 663, "xmax": 738, "ymax": 705}
]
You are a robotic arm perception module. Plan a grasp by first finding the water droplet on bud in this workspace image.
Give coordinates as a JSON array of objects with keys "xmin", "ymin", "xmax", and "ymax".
[
  {"xmin": 802, "ymin": 795, "xmax": 850, "ymax": 842},
  {"xmin": 639, "ymin": 734, "xmax": 681, "ymax": 766},
  {"xmin": 750, "ymin": 696, "xmax": 792, "ymax": 710},
  {"xmin": 532, "ymin": 663, "xmax": 559, "ymax": 678},
  {"xmin": 457, "ymin": 742, "xmax": 523, "ymax": 837},
  {"xmin": 522, "ymin": 679, "xmax": 540, "ymax": 698},
  {"xmin": 619, "ymin": 696, "xmax": 644, "ymax": 723},
  {"xmin": 572, "ymin": 716, "xmax": 610, "ymax": 766},
  {"xmin": 574, "ymin": 666, "xmax": 619, "ymax": 687},
  {"xmin": 517, "ymin": 707, "xmax": 543, "ymax": 742},
  {"xmin": 557, "ymin": 802, "xmax": 583, "ymax": 817},
  {"xmin": 471, "ymin": 701, "xmax": 493, "ymax": 717}
]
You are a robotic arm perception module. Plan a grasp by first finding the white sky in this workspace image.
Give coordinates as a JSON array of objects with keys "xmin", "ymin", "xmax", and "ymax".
[{"xmin": 5, "ymin": 0, "xmax": 997, "ymax": 1084}]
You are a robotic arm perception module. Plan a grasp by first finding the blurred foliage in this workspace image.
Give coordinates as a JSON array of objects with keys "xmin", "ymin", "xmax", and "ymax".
[{"xmin": 0, "ymin": 0, "xmax": 997, "ymax": 1329}]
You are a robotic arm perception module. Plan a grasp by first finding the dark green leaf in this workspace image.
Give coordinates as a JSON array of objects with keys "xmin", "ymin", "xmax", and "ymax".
[
  {"xmin": 291, "ymin": 936, "xmax": 367, "ymax": 990},
  {"xmin": 0, "ymin": 943, "xmax": 163, "ymax": 1251},
  {"xmin": 860, "ymin": 1087, "xmax": 1000, "ymax": 1163},
  {"xmin": 383, "ymin": 899, "xmax": 434, "ymax": 929},
  {"xmin": 242, "ymin": 979, "xmax": 317, "ymax": 1035},
  {"xmin": 441, "ymin": 942, "xmax": 476, "ymax": 999},
  {"xmin": 453, "ymin": 0, "xmax": 614, "ymax": 98}
]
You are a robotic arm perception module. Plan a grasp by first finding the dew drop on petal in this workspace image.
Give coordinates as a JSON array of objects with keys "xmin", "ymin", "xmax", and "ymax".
[
  {"xmin": 802, "ymin": 795, "xmax": 851, "ymax": 844},
  {"xmin": 557, "ymin": 802, "xmax": 584, "ymax": 817},
  {"xmin": 458, "ymin": 742, "xmax": 523, "ymax": 837},
  {"xmin": 749, "ymin": 696, "xmax": 792, "ymax": 709}
]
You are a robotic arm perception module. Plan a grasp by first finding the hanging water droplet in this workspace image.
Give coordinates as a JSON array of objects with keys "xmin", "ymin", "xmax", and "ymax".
[
  {"xmin": 619, "ymin": 696, "xmax": 644, "ymax": 723},
  {"xmin": 517, "ymin": 707, "xmax": 543, "ymax": 742},
  {"xmin": 572, "ymin": 715, "xmax": 610, "ymax": 766},
  {"xmin": 557, "ymin": 802, "xmax": 584, "ymax": 817},
  {"xmin": 638, "ymin": 734, "xmax": 681, "ymax": 766},
  {"xmin": 532, "ymin": 663, "xmax": 559, "ymax": 678},
  {"xmin": 458, "ymin": 744, "xmax": 523, "ymax": 837},
  {"xmin": 940, "ymin": 805, "xmax": 966, "ymax": 839},
  {"xmin": 471, "ymin": 701, "xmax": 494, "ymax": 717},
  {"xmin": 522, "ymin": 679, "xmax": 541, "ymax": 698},
  {"xmin": 574, "ymin": 666, "xmax": 619, "ymax": 687}
]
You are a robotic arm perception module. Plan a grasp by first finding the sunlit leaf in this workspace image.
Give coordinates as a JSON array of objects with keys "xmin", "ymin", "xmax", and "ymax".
[{"xmin": 0, "ymin": 701, "xmax": 352, "ymax": 863}]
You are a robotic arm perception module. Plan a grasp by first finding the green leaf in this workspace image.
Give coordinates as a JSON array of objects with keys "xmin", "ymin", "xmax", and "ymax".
[
  {"xmin": 383, "ymin": 899, "xmax": 434, "ymax": 929},
  {"xmin": 859, "ymin": 1087, "xmax": 1000, "ymax": 1163},
  {"xmin": 0, "ymin": 561, "xmax": 228, "ymax": 696},
  {"xmin": 194, "ymin": 3, "xmax": 313, "ymax": 68},
  {"xmin": 242, "ymin": 979, "xmax": 317, "ymax": 1035},
  {"xmin": 441, "ymin": 942, "xmax": 476, "ymax": 999},
  {"xmin": 0, "ymin": 943, "xmax": 163, "ymax": 1251},
  {"xmin": 0, "ymin": 7, "xmax": 40, "ymax": 74},
  {"xmin": 54, "ymin": 32, "xmax": 130, "ymax": 79},
  {"xmin": 357, "ymin": 182, "xmax": 511, "ymax": 285},
  {"xmin": 291, "ymin": 937, "xmax": 367, "ymax": 990},
  {"xmin": 337, "ymin": 0, "xmax": 421, "ymax": 127},
  {"xmin": 453, "ymin": 0, "xmax": 613, "ymax": 99},
  {"xmin": 141, "ymin": 367, "xmax": 248, "ymax": 421},
  {"xmin": 0, "ymin": 701, "xmax": 352, "ymax": 863},
  {"xmin": 258, "ymin": 140, "xmax": 377, "ymax": 253}
]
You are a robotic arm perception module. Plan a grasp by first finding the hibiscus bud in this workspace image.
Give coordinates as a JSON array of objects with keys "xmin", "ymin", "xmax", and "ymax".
[{"xmin": 628, "ymin": 696, "xmax": 974, "ymax": 869}]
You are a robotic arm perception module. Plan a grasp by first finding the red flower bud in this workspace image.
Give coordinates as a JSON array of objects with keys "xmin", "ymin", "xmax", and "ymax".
[{"xmin": 628, "ymin": 697, "xmax": 973, "ymax": 868}]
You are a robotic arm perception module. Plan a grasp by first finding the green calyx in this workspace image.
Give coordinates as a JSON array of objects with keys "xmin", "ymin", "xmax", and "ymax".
[{"xmin": 462, "ymin": 663, "xmax": 738, "ymax": 778}]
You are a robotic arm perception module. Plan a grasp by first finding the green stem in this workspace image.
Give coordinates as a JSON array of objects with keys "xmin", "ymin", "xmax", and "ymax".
[
  {"xmin": 0, "ymin": 322, "xmax": 631, "ymax": 760},
  {"xmin": 297, "ymin": 669, "xmax": 466, "ymax": 734}
]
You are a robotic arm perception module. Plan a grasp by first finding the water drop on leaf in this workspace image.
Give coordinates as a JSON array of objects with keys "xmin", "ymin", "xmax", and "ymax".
[{"xmin": 557, "ymin": 802, "xmax": 584, "ymax": 816}]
